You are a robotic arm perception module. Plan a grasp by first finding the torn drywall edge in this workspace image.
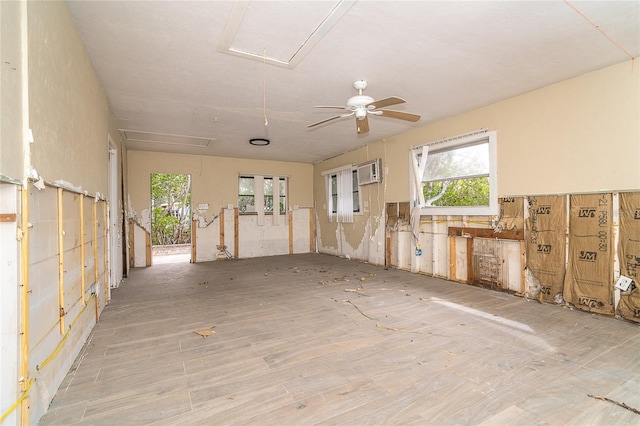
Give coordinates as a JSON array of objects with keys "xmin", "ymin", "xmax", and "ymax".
[
  {"xmin": 193, "ymin": 212, "xmax": 219, "ymax": 228},
  {"xmin": 0, "ymin": 173, "xmax": 23, "ymax": 185},
  {"xmin": 140, "ymin": 209, "xmax": 151, "ymax": 232}
]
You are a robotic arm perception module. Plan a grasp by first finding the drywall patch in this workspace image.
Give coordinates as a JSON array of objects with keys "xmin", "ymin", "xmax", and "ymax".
[
  {"xmin": 564, "ymin": 193, "xmax": 614, "ymax": 315},
  {"xmin": 526, "ymin": 195, "xmax": 566, "ymax": 303},
  {"xmin": 617, "ymin": 192, "xmax": 640, "ymax": 323}
]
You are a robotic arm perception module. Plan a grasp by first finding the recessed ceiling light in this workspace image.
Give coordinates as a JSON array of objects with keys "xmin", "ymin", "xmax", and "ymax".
[{"xmin": 250, "ymin": 138, "xmax": 270, "ymax": 146}]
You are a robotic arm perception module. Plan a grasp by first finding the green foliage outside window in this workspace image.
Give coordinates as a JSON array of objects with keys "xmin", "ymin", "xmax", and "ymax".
[
  {"xmin": 151, "ymin": 173, "xmax": 191, "ymax": 245},
  {"xmin": 423, "ymin": 177, "xmax": 490, "ymax": 207}
]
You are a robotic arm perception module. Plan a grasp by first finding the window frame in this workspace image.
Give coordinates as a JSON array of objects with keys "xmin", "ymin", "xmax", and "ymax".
[
  {"xmin": 411, "ymin": 131, "xmax": 498, "ymax": 216},
  {"xmin": 329, "ymin": 169, "xmax": 361, "ymax": 215},
  {"xmin": 238, "ymin": 175, "xmax": 287, "ymax": 215}
]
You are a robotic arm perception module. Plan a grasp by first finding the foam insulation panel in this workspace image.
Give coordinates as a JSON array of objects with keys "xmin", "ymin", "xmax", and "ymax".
[
  {"xmin": 617, "ymin": 192, "xmax": 640, "ymax": 323},
  {"xmin": 564, "ymin": 193, "xmax": 613, "ymax": 315},
  {"xmin": 526, "ymin": 195, "xmax": 567, "ymax": 303}
]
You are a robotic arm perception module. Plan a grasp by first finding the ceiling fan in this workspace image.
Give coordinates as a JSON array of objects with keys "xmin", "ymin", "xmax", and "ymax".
[{"xmin": 307, "ymin": 80, "xmax": 421, "ymax": 135}]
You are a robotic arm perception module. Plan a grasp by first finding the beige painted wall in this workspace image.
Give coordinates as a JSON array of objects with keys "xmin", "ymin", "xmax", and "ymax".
[
  {"xmin": 0, "ymin": 0, "xmax": 24, "ymax": 180},
  {"xmin": 377, "ymin": 60, "xmax": 640, "ymax": 200},
  {"xmin": 0, "ymin": 2, "xmax": 127, "ymax": 424},
  {"xmin": 27, "ymin": 1, "xmax": 122, "ymax": 194},
  {"xmin": 127, "ymin": 150, "xmax": 313, "ymax": 230},
  {"xmin": 313, "ymin": 60, "xmax": 640, "ymax": 264}
]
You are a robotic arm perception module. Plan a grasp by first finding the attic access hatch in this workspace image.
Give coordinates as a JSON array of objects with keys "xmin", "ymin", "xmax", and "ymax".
[
  {"xmin": 357, "ymin": 159, "xmax": 382, "ymax": 185},
  {"xmin": 218, "ymin": 1, "xmax": 355, "ymax": 68}
]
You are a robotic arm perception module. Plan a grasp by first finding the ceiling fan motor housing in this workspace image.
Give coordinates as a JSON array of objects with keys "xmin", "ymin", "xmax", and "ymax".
[
  {"xmin": 347, "ymin": 95, "xmax": 374, "ymax": 109},
  {"xmin": 307, "ymin": 79, "xmax": 421, "ymax": 133}
]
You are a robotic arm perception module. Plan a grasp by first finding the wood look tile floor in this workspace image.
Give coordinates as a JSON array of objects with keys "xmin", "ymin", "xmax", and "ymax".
[{"xmin": 40, "ymin": 254, "xmax": 640, "ymax": 425}]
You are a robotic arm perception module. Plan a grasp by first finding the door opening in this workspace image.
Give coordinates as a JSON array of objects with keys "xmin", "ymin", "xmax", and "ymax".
[
  {"xmin": 108, "ymin": 137, "xmax": 123, "ymax": 293},
  {"xmin": 150, "ymin": 173, "xmax": 192, "ymax": 264}
]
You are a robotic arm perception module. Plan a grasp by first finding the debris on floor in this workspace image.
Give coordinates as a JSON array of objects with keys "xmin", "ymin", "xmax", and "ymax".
[
  {"xmin": 587, "ymin": 394, "xmax": 640, "ymax": 415},
  {"xmin": 194, "ymin": 327, "xmax": 216, "ymax": 338}
]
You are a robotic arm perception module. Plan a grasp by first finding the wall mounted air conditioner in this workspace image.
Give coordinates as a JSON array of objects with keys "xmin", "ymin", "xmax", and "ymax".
[{"xmin": 357, "ymin": 159, "xmax": 382, "ymax": 185}]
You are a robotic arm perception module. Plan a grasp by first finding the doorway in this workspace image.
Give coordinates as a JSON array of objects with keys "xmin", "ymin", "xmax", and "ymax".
[
  {"xmin": 150, "ymin": 173, "xmax": 192, "ymax": 264},
  {"xmin": 108, "ymin": 137, "xmax": 123, "ymax": 293}
]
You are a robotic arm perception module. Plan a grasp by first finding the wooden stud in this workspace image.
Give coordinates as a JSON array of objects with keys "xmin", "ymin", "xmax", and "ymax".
[
  {"xmin": 58, "ymin": 188, "xmax": 66, "ymax": 334},
  {"xmin": 128, "ymin": 219, "xmax": 134, "ymax": 268},
  {"xmin": 449, "ymin": 236, "xmax": 456, "ymax": 282},
  {"xmin": 289, "ymin": 211, "xmax": 294, "ymax": 254},
  {"xmin": 234, "ymin": 208, "xmax": 239, "ymax": 258},
  {"xmin": 219, "ymin": 209, "xmax": 225, "ymax": 249},
  {"xmin": 447, "ymin": 226, "xmax": 524, "ymax": 240},
  {"xmin": 93, "ymin": 201, "xmax": 99, "ymax": 316},
  {"xmin": 94, "ymin": 291, "xmax": 99, "ymax": 324},
  {"xmin": 386, "ymin": 237, "xmax": 391, "ymax": 268},
  {"xmin": 0, "ymin": 213, "xmax": 16, "ymax": 222},
  {"xmin": 191, "ymin": 219, "xmax": 196, "ymax": 263},
  {"xmin": 80, "ymin": 195, "xmax": 86, "ymax": 306},
  {"xmin": 307, "ymin": 208, "xmax": 313, "ymax": 253},
  {"xmin": 19, "ymin": 185, "xmax": 31, "ymax": 422},
  {"xmin": 520, "ymin": 240, "xmax": 526, "ymax": 294},
  {"xmin": 103, "ymin": 202, "xmax": 109, "ymax": 302},
  {"xmin": 466, "ymin": 237, "xmax": 474, "ymax": 284},
  {"xmin": 145, "ymin": 230, "xmax": 151, "ymax": 267}
]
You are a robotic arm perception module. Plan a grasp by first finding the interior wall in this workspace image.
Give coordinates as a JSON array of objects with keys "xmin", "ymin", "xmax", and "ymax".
[
  {"xmin": 27, "ymin": 1, "xmax": 115, "ymax": 193},
  {"xmin": 127, "ymin": 150, "xmax": 314, "ymax": 263},
  {"xmin": 0, "ymin": 184, "xmax": 20, "ymax": 426},
  {"xmin": 313, "ymin": 60, "xmax": 639, "ymax": 313},
  {"xmin": 380, "ymin": 60, "xmax": 640, "ymax": 200},
  {"xmin": 0, "ymin": 2, "xmax": 127, "ymax": 424},
  {"xmin": 0, "ymin": 0, "xmax": 24, "ymax": 180}
]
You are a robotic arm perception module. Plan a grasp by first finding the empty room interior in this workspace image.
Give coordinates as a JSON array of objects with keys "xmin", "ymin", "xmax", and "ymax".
[{"xmin": 1, "ymin": 1, "xmax": 640, "ymax": 425}]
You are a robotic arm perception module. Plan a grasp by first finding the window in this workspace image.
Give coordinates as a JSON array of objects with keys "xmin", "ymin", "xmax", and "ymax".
[
  {"xmin": 411, "ymin": 130, "xmax": 497, "ymax": 216},
  {"xmin": 325, "ymin": 167, "xmax": 360, "ymax": 223},
  {"xmin": 330, "ymin": 170, "xmax": 360, "ymax": 214},
  {"xmin": 239, "ymin": 176, "xmax": 287, "ymax": 214}
]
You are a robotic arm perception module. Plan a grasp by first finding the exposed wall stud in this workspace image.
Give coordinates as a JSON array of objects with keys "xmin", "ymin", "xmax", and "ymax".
[
  {"xmin": 520, "ymin": 240, "xmax": 526, "ymax": 294},
  {"xmin": 309, "ymin": 208, "xmax": 315, "ymax": 253},
  {"xmin": 145, "ymin": 230, "xmax": 151, "ymax": 267},
  {"xmin": 19, "ymin": 185, "xmax": 31, "ymax": 423},
  {"xmin": 466, "ymin": 238, "xmax": 474, "ymax": 284},
  {"xmin": 191, "ymin": 219, "xmax": 196, "ymax": 263},
  {"xmin": 93, "ymin": 201, "xmax": 99, "ymax": 313},
  {"xmin": 449, "ymin": 236, "xmax": 456, "ymax": 281},
  {"xmin": 386, "ymin": 237, "xmax": 391, "ymax": 267},
  {"xmin": 289, "ymin": 211, "xmax": 293, "ymax": 254},
  {"xmin": 103, "ymin": 202, "xmax": 109, "ymax": 302},
  {"xmin": 234, "ymin": 208, "xmax": 239, "ymax": 258},
  {"xmin": 128, "ymin": 219, "xmax": 134, "ymax": 268},
  {"xmin": 80, "ymin": 195, "xmax": 86, "ymax": 306},
  {"xmin": 58, "ymin": 187, "xmax": 66, "ymax": 334},
  {"xmin": 219, "ymin": 209, "xmax": 225, "ymax": 249}
]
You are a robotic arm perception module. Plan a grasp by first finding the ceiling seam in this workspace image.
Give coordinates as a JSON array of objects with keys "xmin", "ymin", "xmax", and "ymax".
[{"xmin": 564, "ymin": 0, "xmax": 636, "ymax": 60}]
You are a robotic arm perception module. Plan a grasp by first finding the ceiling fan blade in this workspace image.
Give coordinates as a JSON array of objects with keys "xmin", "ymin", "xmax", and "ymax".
[
  {"xmin": 367, "ymin": 96, "xmax": 406, "ymax": 110},
  {"xmin": 379, "ymin": 109, "xmax": 421, "ymax": 122},
  {"xmin": 356, "ymin": 116, "xmax": 370, "ymax": 134},
  {"xmin": 307, "ymin": 112, "xmax": 354, "ymax": 128},
  {"xmin": 313, "ymin": 105, "xmax": 347, "ymax": 109}
]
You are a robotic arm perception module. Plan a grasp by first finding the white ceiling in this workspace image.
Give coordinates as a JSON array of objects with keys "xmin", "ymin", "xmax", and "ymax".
[{"xmin": 66, "ymin": 1, "xmax": 640, "ymax": 164}]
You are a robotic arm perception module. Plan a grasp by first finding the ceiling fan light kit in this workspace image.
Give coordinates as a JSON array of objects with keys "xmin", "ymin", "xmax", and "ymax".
[
  {"xmin": 249, "ymin": 138, "xmax": 270, "ymax": 146},
  {"xmin": 308, "ymin": 80, "xmax": 421, "ymax": 135}
]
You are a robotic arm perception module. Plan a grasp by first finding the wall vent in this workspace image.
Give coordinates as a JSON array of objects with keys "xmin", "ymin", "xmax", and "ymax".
[{"xmin": 357, "ymin": 159, "xmax": 382, "ymax": 185}]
